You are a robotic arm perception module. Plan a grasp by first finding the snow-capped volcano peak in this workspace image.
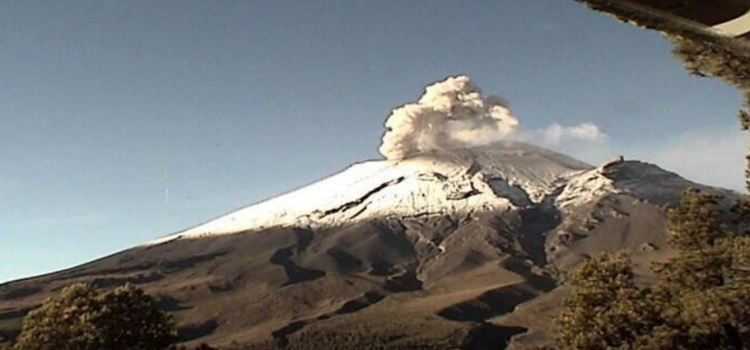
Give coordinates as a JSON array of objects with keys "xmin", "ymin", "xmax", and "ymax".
[{"xmin": 149, "ymin": 142, "xmax": 594, "ymax": 244}]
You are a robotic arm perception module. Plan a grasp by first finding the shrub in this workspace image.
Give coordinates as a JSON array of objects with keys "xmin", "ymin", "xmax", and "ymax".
[{"xmin": 12, "ymin": 283, "xmax": 177, "ymax": 350}]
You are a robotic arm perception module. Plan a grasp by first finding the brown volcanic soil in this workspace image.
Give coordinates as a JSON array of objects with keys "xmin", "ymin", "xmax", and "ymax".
[
  {"xmin": 0, "ymin": 213, "xmax": 556, "ymax": 349},
  {"xmin": 0, "ymin": 160, "xmax": 736, "ymax": 349}
]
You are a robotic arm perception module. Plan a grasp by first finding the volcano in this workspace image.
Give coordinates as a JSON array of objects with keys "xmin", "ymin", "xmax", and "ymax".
[{"xmin": 0, "ymin": 142, "xmax": 736, "ymax": 350}]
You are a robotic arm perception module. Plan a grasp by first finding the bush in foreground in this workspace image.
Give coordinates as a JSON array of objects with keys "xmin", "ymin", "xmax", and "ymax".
[
  {"xmin": 8, "ymin": 283, "xmax": 217, "ymax": 350},
  {"xmin": 557, "ymin": 189, "xmax": 750, "ymax": 350}
]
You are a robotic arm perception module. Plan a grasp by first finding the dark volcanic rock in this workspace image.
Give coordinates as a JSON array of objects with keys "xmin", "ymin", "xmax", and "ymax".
[{"xmin": 0, "ymin": 144, "xmax": 736, "ymax": 349}]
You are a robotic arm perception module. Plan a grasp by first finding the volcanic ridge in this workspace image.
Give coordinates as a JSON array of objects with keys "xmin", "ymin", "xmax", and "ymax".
[
  {"xmin": 0, "ymin": 142, "xmax": 735, "ymax": 349},
  {"xmin": 0, "ymin": 76, "xmax": 736, "ymax": 349}
]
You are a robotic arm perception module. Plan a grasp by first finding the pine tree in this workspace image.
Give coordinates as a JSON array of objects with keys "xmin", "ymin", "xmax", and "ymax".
[
  {"xmin": 557, "ymin": 189, "xmax": 750, "ymax": 350},
  {"xmin": 556, "ymin": 3, "xmax": 750, "ymax": 349},
  {"xmin": 556, "ymin": 252, "xmax": 659, "ymax": 350},
  {"xmin": 12, "ymin": 283, "xmax": 177, "ymax": 350},
  {"xmin": 653, "ymin": 190, "xmax": 750, "ymax": 349},
  {"xmin": 649, "ymin": 189, "xmax": 750, "ymax": 349}
]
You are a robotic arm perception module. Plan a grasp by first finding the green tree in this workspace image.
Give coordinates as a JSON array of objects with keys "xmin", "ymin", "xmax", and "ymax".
[
  {"xmin": 556, "ymin": 252, "xmax": 660, "ymax": 350},
  {"xmin": 654, "ymin": 189, "xmax": 730, "ymax": 289},
  {"xmin": 652, "ymin": 189, "xmax": 750, "ymax": 349},
  {"xmin": 558, "ymin": 3, "xmax": 750, "ymax": 349},
  {"xmin": 557, "ymin": 189, "xmax": 750, "ymax": 350},
  {"xmin": 12, "ymin": 283, "xmax": 177, "ymax": 350}
]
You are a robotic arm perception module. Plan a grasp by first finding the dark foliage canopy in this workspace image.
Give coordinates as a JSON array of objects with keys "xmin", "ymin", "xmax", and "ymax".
[
  {"xmin": 557, "ymin": 189, "xmax": 750, "ymax": 350},
  {"xmin": 10, "ymin": 284, "xmax": 178, "ymax": 350}
]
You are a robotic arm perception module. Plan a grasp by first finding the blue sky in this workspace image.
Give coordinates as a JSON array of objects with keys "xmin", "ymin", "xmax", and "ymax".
[{"xmin": 1, "ymin": 0, "xmax": 746, "ymax": 283}]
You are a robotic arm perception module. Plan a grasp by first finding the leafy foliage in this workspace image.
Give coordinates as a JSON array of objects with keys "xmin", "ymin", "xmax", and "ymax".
[
  {"xmin": 557, "ymin": 253, "xmax": 660, "ymax": 350},
  {"xmin": 557, "ymin": 189, "xmax": 750, "ymax": 350},
  {"xmin": 649, "ymin": 190, "xmax": 750, "ymax": 349},
  {"xmin": 10, "ymin": 283, "xmax": 177, "ymax": 350}
]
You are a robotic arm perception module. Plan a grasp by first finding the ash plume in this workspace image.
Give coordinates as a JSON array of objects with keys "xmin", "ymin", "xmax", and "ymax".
[{"xmin": 379, "ymin": 75, "xmax": 519, "ymax": 160}]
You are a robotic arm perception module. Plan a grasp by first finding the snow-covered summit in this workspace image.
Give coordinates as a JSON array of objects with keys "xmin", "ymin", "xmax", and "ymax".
[
  {"xmin": 148, "ymin": 142, "xmax": 711, "ymax": 245},
  {"xmin": 148, "ymin": 142, "xmax": 593, "ymax": 245}
]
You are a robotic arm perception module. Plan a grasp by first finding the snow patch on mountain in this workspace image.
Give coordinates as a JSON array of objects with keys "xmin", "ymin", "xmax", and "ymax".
[
  {"xmin": 556, "ymin": 157, "xmax": 622, "ymax": 209},
  {"xmin": 147, "ymin": 143, "xmax": 593, "ymax": 245},
  {"xmin": 147, "ymin": 142, "xmax": 723, "ymax": 246}
]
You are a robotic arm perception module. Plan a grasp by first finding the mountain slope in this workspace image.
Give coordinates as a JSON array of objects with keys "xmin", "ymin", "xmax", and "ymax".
[
  {"xmin": 152, "ymin": 142, "xmax": 590, "ymax": 243},
  {"xmin": 0, "ymin": 143, "xmax": 735, "ymax": 349}
]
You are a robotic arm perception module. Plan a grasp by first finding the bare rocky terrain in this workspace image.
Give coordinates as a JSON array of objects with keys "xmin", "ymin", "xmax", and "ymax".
[{"xmin": 0, "ymin": 143, "xmax": 736, "ymax": 349}]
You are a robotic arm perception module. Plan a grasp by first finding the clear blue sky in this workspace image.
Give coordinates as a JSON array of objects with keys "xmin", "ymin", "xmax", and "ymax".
[{"xmin": 1, "ymin": 0, "xmax": 746, "ymax": 283}]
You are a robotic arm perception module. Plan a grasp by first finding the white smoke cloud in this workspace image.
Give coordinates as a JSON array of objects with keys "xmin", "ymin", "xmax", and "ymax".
[
  {"xmin": 536, "ymin": 122, "xmax": 608, "ymax": 146},
  {"xmin": 379, "ymin": 75, "xmax": 519, "ymax": 160},
  {"xmin": 379, "ymin": 75, "xmax": 607, "ymax": 159}
]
